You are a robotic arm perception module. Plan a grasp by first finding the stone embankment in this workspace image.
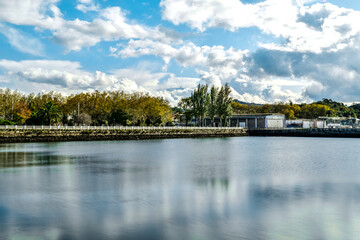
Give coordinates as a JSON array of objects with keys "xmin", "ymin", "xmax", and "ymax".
[
  {"xmin": 0, "ymin": 127, "xmax": 248, "ymax": 143},
  {"xmin": 3, "ymin": 127, "xmax": 360, "ymax": 143},
  {"xmin": 249, "ymin": 128, "xmax": 360, "ymax": 138}
]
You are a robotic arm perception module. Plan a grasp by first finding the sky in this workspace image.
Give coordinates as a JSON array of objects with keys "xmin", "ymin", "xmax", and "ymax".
[{"xmin": 1, "ymin": 0, "xmax": 360, "ymax": 105}]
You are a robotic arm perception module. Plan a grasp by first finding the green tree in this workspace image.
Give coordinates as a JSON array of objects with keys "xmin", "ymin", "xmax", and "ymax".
[
  {"xmin": 207, "ymin": 85, "xmax": 218, "ymax": 126},
  {"xmin": 178, "ymin": 97, "xmax": 194, "ymax": 126},
  {"xmin": 299, "ymin": 104, "xmax": 332, "ymax": 119},
  {"xmin": 37, "ymin": 101, "xmax": 62, "ymax": 125},
  {"xmin": 216, "ymin": 83, "xmax": 233, "ymax": 126},
  {"xmin": 109, "ymin": 109, "xmax": 129, "ymax": 125},
  {"xmin": 191, "ymin": 84, "xmax": 209, "ymax": 126},
  {"xmin": 13, "ymin": 101, "xmax": 32, "ymax": 124}
]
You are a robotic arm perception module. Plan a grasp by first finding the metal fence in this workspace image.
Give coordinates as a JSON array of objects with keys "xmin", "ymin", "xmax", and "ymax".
[{"xmin": 0, "ymin": 125, "xmax": 243, "ymax": 130}]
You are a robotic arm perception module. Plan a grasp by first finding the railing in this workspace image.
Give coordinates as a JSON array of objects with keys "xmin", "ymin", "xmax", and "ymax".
[{"xmin": 0, "ymin": 125, "xmax": 244, "ymax": 130}]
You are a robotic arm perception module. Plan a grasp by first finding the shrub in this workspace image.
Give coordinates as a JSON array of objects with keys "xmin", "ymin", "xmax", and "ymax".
[{"xmin": 0, "ymin": 119, "xmax": 15, "ymax": 125}]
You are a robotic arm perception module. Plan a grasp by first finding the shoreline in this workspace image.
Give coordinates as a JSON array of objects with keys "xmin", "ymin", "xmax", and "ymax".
[
  {"xmin": 2, "ymin": 128, "xmax": 360, "ymax": 143},
  {"xmin": 0, "ymin": 128, "xmax": 248, "ymax": 143},
  {"xmin": 249, "ymin": 128, "xmax": 360, "ymax": 138}
]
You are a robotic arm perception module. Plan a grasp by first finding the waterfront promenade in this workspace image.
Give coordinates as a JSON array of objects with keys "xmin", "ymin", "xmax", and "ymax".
[
  {"xmin": 0, "ymin": 126, "xmax": 247, "ymax": 143},
  {"xmin": 249, "ymin": 128, "xmax": 360, "ymax": 138},
  {"xmin": 2, "ymin": 126, "xmax": 360, "ymax": 143}
]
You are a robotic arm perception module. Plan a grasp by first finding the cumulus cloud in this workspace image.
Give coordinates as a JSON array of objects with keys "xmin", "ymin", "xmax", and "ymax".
[
  {"xmin": 2, "ymin": 0, "xmax": 360, "ymax": 104},
  {"xmin": 52, "ymin": 7, "xmax": 182, "ymax": 51},
  {"xmin": 0, "ymin": 0, "xmax": 60, "ymax": 26},
  {"xmin": 114, "ymin": 39, "xmax": 308, "ymax": 102},
  {"xmin": 0, "ymin": 60, "xmax": 148, "ymax": 93},
  {"xmin": 247, "ymin": 46, "xmax": 360, "ymax": 102},
  {"xmin": 161, "ymin": 0, "xmax": 360, "ymax": 53},
  {"xmin": 0, "ymin": 59, "xmax": 200, "ymax": 105},
  {"xmin": 116, "ymin": 34, "xmax": 360, "ymax": 103},
  {"xmin": 0, "ymin": 0, "xmax": 180, "ymax": 52},
  {"xmin": 116, "ymin": 39, "xmax": 248, "ymax": 71},
  {"xmin": 76, "ymin": 0, "xmax": 99, "ymax": 12},
  {"xmin": 111, "ymin": 68, "xmax": 170, "ymax": 89}
]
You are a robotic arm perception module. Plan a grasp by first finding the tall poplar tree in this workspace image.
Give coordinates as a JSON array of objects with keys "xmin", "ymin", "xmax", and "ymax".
[
  {"xmin": 216, "ymin": 83, "xmax": 233, "ymax": 126},
  {"xmin": 191, "ymin": 84, "xmax": 209, "ymax": 126}
]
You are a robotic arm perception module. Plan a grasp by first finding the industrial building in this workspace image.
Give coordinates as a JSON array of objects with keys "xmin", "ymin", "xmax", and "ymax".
[
  {"xmin": 319, "ymin": 117, "xmax": 360, "ymax": 128},
  {"xmin": 286, "ymin": 119, "xmax": 326, "ymax": 129},
  {"xmin": 210, "ymin": 113, "xmax": 285, "ymax": 129},
  {"xmin": 286, "ymin": 117, "xmax": 360, "ymax": 129}
]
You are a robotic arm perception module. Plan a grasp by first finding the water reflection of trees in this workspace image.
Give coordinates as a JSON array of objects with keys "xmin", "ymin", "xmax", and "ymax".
[
  {"xmin": 0, "ymin": 151, "xmax": 74, "ymax": 168},
  {"xmin": 196, "ymin": 178, "xmax": 230, "ymax": 191}
]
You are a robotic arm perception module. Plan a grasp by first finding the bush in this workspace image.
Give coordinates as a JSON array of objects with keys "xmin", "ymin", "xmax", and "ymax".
[
  {"xmin": 0, "ymin": 119, "xmax": 15, "ymax": 125},
  {"xmin": 77, "ymin": 113, "xmax": 92, "ymax": 125}
]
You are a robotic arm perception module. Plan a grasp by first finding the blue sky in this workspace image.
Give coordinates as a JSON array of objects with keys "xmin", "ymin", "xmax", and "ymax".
[{"xmin": 1, "ymin": 0, "xmax": 360, "ymax": 105}]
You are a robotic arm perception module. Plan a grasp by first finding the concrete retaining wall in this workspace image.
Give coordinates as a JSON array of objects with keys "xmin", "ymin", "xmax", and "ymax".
[
  {"xmin": 0, "ymin": 128, "xmax": 248, "ymax": 143},
  {"xmin": 249, "ymin": 128, "xmax": 360, "ymax": 138}
]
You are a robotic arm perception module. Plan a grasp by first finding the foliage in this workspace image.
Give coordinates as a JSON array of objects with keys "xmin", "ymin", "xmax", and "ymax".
[
  {"xmin": 178, "ymin": 97, "xmax": 194, "ymax": 126},
  {"xmin": 191, "ymin": 84, "xmax": 210, "ymax": 126},
  {"xmin": 216, "ymin": 83, "xmax": 233, "ymax": 126},
  {"xmin": 0, "ymin": 89, "xmax": 173, "ymax": 126},
  {"xmin": 36, "ymin": 101, "xmax": 62, "ymax": 125},
  {"xmin": 178, "ymin": 83, "xmax": 233, "ymax": 126},
  {"xmin": 77, "ymin": 113, "xmax": 92, "ymax": 125},
  {"xmin": 0, "ymin": 118, "xmax": 15, "ymax": 125},
  {"xmin": 109, "ymin": 109, "xmax": 128, "ymax": 126},
  {"xmin": 2, "ymin": 87, "xmax": 359, "ymax": 126},
  {"xmin": 14, "ymin": 102, "xmax": 31, "ymax": 124},
  {"xmin": 317, "ymin": 98, "xmax": 356, "ymax": 118},
  {"xmin": 232, "ymin": 99, "xmax": 353, "ymax": 120},
  {"xmin": 207, "ymin": 85, "xmax": 218, "ymax": 126}
]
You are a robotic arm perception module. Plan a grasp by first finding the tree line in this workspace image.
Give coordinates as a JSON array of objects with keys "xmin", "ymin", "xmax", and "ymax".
[
  {"xmin": 0, "ymin": 89, "xmax": 172, "ymax": 126},
  {"xmin": 175, "ymin": 83, "xmax": 233, "ymax": 126},
  {"xmin": 232, "ymin": 98, "xmax": 360, "ymax": 119},
  {"xmin": 2, "ymin": 86, "xmax": 360, "ymax": 126}
]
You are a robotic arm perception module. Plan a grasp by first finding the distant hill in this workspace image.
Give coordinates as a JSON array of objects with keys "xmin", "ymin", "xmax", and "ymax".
[
  {"xmin": 316, "ymin": 98, "xmax": 357, "ymax": 118},
  {"xmin": 233, "ymin": 99, "xmax": 263, "ymax": 106},
  {"xmin": 350, "ymin": 103, "xmax": 360, "ymax": 110}
]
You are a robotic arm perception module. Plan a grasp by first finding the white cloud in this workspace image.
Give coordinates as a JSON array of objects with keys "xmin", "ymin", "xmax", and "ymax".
[
  {"xmin": 76, "ymin": 0, "xmax": 99, "ymax": 12},
  {"xmin": 0, "ymin": 59, "xmax": 200, "ymax": 105},
  {"xmin": 111, "ymin": 68, "xmax": 169, "ymax": 89},
  {"xmin": 0, "ymin": 0, "xmax": 180, "ymax": 52},
  {"xmin": 230, "ymin": 91, "xmax": 266, "ymax": 104},
  {"xmin": 160, "ymin": 0, "xmax": 360, "ymax": 53},
  {"xmin": 52, "ymin": 7, "xmax": 180, "ymax": 51},
  {"xmin": 0, "ymin": 0, "xmax": 60, "ymax": 26},
  {"xmin": 116, "ymin": 39, "xmax": 248, "ymax": 70},
  {"xmin": 0, "ymin": 60, "xmax": 148, "ymax": 93},
  {"xmin": 160, "ymin": 0, "xmax": 257, "ymax": 31},
  {"xmin": 115, "ymin": 39, "xmax": 308, "ymax": 103},
  {"xmin": 1, "ymin": 0, "xmax": 360, "ymax": 104},
  {"xmin": 160, "ymin": 0, "xmax": 300, "ymax": 32},
  {"xmin": 115, "ymin": 34, "xmax": 360, "ymax": 103},
  {"xmin": 0, "ymin": 24, "xmax": 44, "ymax": 56}
]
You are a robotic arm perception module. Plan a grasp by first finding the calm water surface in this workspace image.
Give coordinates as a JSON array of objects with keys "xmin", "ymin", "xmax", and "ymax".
[{"xmin": 1, "ymin": 137, "xmax": 360, "ymax": 239}]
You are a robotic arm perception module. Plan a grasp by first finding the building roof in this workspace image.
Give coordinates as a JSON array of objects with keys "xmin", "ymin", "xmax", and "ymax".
[{"xmin": 232, "ymin": 113, "xmax": 285, "ymax": 117}]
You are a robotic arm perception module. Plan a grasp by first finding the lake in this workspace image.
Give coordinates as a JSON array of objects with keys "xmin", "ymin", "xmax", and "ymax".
[{"xmin": 1, "ymin": 137, "xmax": 360, "ymax": 239}]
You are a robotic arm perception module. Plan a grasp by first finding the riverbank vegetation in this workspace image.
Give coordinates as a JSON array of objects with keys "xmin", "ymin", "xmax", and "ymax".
[
  {"xmin": 1, "ymin": 87, "xmax": 360, "ymax": 126},
  {"xmin": 0, "ymin": 89, "xmax": 172, "ymax": 126},
  {"xmin": 176, "ymin": 84, "xmax": 233, "ymax": 126},
  {"xmin": 232, "ymin": 98, "xmax": 360, "ymax": 119}
]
